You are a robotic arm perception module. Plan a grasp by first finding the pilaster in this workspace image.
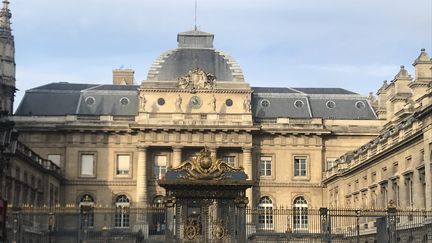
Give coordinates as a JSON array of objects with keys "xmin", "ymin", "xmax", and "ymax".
[
  {"xmin": 242, "ymin": 147, "xmax": 253, "ymax": 207},
  {"xmin": 413, "ymin": 169, "xmax": 425, "ymax": 209},
  {"xmin": 172, "ymin": 146, "xmax": 183, "ymax": 168},
  {"xmin": 424, "ymin": 135, "xmax": 432, "ymax": 209},
  {"xmin": 136, "ymin": 145, "xmax": 148, "ymax": 205}
]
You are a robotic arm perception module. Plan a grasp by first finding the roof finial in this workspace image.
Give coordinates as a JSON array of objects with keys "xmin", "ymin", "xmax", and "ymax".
[
  {"xmin": 2, "ymin": 0, "xmax": 9, "ymax": 9},
  {"xmin": 194, "ymin": 0, "xmax": 198, "ymax": 31},
  {"xmin": 0, "ymin": 0, "xmax": 11, "ymax": 30}
]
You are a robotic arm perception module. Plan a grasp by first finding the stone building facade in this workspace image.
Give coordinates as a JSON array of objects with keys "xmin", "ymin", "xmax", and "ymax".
[
  {"xmin": 13, "ymin": 27, "xmax": 384, "ymax": 213},
  {"xmin": 0, "ymin": 0, "xmax": 62, "ymax": 226},
  {"xmin": 1, "ymin": 1, "xmax": 431, "ymax": 239},
  {"xmin": 323, "ymin": 50, "xmax": 432, "ymax": 210}
]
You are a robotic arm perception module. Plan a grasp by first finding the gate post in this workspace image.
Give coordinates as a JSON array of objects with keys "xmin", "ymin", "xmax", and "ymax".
[
  {"xmin": 164, "ymin": 196, "xmax": 176, "ymax": 243},
  {"xmin": 235, "ymin": 196, "xmax": 249, "ymax": 243},
  {"xmin": 387, "ymin": 200, "xmax": 397, "ymax": 243},
  {"xmin": 319, "ymin": 207, "xmax": 331, "ymax": 243}
]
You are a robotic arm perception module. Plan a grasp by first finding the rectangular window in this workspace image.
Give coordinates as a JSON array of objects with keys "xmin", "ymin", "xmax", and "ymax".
[
  {"xmin": 382, "ymin": 185, "xmax": 388, "ymax": 208},
  {"xmin": 394, "ymin": 182, "xmax": 400, "ymax": 207},
  {"xmin": 81, "ymin": 154, "xmax": 95, "ymax": 177},
  {"xmin": 116, "ymin": 154, "xmax": 130, "ymax": 176},
  {"xmin": 407, "ymin": 178, "xmax": 413, "ymax": 208},
  {"xmin": 47, "ymin": 154, "xmax": 61, "ymax": 167},
  {"xmin": 294, "ymin": 157, "xmax": 307, "ymax": 177},
  {"xmin": 260, "ymin": 156, "xmax": 272, "ymax": 177},
  {"xmin": 154, "ymin": 155, "xmax": 167, "ymax": 179},
  {"xmin": 222, "ymin": 156, "xmax": 236, "ymax": 167}
]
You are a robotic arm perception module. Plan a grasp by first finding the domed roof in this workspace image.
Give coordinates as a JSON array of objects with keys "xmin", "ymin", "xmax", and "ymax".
[{"xmin": 146, "ymin": 29, "xmax": 245, "ymax": 82}]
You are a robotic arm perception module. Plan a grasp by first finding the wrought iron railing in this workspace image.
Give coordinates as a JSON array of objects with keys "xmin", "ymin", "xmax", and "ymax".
[{"xmin": 5, "ymin": 205, "xmax": 432, "ymax": 242}]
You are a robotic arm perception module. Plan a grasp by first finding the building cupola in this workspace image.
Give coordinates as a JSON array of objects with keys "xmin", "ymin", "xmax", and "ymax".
[{"xmin": 177, "ymin": 28, "xmax": 214, "ymax": 49}]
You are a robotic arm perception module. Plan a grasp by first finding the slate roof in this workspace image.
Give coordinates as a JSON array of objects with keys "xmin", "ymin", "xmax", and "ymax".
[
  {"xmin": 15, "ymin": 82, "xmax": 377, "ymax": 120},
  {"xmin": 16, "ymin": 91, "xmax": 82, "ymax": 116},
  {"xmin": 146, "ymin": 29, "xmax": 245, "ymax": 82},
  {"xmin": 252, "ymin": 86, "xmax": 376, "ymax": 120},
  {"xmin": 252, "ymin": 87, "xmax": 298, "ymax": 93},
  {"xmin": 30, "ymin": 82, "xmax": 98, "ymax": 91},
  {"xmin": 16, "ymin": 83, "xmax": 139, "ymax": 116},
  {"xmin": 150, "ymin": 49, "xmax": 234, "ymax": 81},
  {"xmin": 292, "ymin": 87, "xmax": 357, "ymax": 95}
]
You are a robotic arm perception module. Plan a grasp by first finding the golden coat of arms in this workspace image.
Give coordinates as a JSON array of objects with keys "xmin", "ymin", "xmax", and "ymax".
[
  {"xmin": 178, "ymin": 67, "xmax": 216, "ymax": 90},
  {"xmin": 172, "ymin": 148, "xmax": 241, "ymax": 180}
]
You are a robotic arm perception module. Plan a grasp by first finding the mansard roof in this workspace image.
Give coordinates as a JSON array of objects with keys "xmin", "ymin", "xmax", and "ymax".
[
  {"xmin": 15, "ymin": 82, "xmax": 377, "ymax": 120},
  {"xmin": 252, "ymin": 86, "xmax": 376, "ymax": 120}
]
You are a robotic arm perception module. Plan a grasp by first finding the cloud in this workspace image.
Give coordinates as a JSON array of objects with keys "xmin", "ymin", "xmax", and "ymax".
[{"xmin": 10, "ymin": 0, "xmax": 432, "ymax": 110}]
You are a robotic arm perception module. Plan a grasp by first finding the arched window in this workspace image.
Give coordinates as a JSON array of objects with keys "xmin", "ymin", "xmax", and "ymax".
[
  {"xmin": 114, "ymin": 195, "xmax": 130, "ymax": 227},
  {"xmin": 293, "ymin": 196, "xmax": 308, "ymax": 231},
  {"xmin": 258, "ymin": 196, "xmax": 273, "ymax": 230},
  {"xmin": 80, "ymin": 194, "xmax": 94, "ymax": 228},
  {"xmin": 150, "ymin": 196, "xmax": 166, "ymax": 235}
]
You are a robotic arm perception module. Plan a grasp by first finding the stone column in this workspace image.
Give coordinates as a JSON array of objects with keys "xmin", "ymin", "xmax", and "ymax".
[
  {"xmin": 136, "ymin": 145, "xmax": 149, "ymax": 237},
  {"xmin": 414, "ymin": 170, "xmax": 425, "ymax": 209},
  {"xmin": 172, "ymin": 146, "xmax": 183, "ymax": 168},
  {"xmin": 136, "ymin": 145, "xmax": 148, "ymax": 206},
  {"xmin": 424, "ymin": 138, "xmax": 432, "ymax": 210},
  {"xmin": 242, "ymin": 148, "xmax": 253, "ymax": 206}
]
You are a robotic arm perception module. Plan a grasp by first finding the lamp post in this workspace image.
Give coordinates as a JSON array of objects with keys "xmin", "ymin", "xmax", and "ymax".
[
  {"xmin": 80, "ymin": 195, "xmax": 93, "ymax": 243},
  {"xmin": 48, "ymin": 212, "xmax": 54, "ymax": 243},
  {"xmin": 11, "ymin": 209, "xmax": 19, "ymax": 243}
]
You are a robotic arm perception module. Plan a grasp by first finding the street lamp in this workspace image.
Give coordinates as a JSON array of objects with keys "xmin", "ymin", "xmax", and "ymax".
[
  {"xmin": 80, "ymin": 195, "xmax": 93, "ymax": 243},
  {"xmin": 12, "ymin": 209, "xmax": 19, "ymax": 243},
  {"xmin": 48, "ymin": 212, "xmax": 54, "ymax": 243}
]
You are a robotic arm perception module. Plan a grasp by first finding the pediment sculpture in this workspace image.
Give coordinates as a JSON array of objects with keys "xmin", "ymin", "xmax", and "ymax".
[
  {"xmin": 172, "ymin": 147, "xmax": 242, "ymax": 180},
  {"xmin": 178, "ymin": 67, "xmax": 216, "ymax": 90}
]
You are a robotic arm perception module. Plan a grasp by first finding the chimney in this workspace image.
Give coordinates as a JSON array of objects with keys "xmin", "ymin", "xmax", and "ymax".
[
  {"xmin": 410, "ymin": 48, "xmax": 432, "ymax": 102},
  {"xmin": 113, "ymin": 69, "xmax": 134, "ymax": 85},
  {"xmin": 386, "ymin": 66, "xmax": 412, "ymax": 121},
  {"xmin": 376, "ymin": 80, "xmax": 388, "ymax": 119}
]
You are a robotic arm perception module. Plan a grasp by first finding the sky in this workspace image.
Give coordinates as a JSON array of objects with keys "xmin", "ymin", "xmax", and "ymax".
[{"xmin": 10, "ymin": 0, "xmax": 432, "ymax": 110}]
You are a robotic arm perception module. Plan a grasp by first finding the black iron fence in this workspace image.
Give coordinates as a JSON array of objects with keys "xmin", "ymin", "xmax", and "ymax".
[
  {"xmin": 247, "ymin": 206, "xmax": 432, "ymax": 243},
  {"xmin": 3, "ymin": 205, "xmax": 432, "ymax": 242},
  {"xmin": 5, "ymin": 205, "xmax": 167, "ymax": 243}
]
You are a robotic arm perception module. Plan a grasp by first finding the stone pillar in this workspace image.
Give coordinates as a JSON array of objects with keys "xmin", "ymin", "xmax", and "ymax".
[
  {"xmin": 414, "ymin": 170, "xmax": 425, "ymax": 209},
  {"xmin": 243, "ymin": 147, "xmax": 255, "ymax": 236},
  {"xmin": 136, "ymin": 146, "xmax": 148, "ymax": 205},
  {"xmin": 424, "ymin": 138, "xmax": 432, "ymax": 210},
  {"xmin": 172, "ymin": 146, "xmax": 183, "ymax": 168},
  {"xmin": 242, "ymin": 148, "xmax": 253, "ymax": 206},
  {"xmin": 135, "ymin": 145, "xmax": 149, "ymax": 237}
]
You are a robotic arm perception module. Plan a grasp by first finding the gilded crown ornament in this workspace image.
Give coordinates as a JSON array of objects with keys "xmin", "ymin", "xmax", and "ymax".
[{"xmin": 171, "ymin": 147, "xmax": 242, "ymax": 180}]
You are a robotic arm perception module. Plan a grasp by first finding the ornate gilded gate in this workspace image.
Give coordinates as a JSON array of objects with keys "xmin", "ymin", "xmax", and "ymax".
[{"xmin": 158, "ymin": 148, "xmax": 252, "ymax": 243}]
